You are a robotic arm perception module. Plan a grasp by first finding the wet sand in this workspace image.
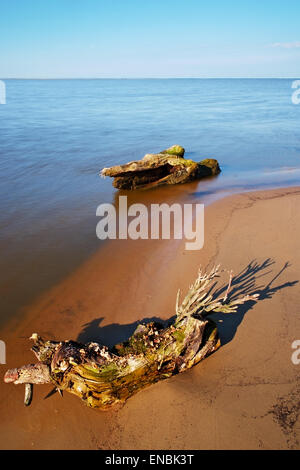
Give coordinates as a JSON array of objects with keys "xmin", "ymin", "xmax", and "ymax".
[{"xmin": 0, "ymin": 186, "xmax": 300, "ymax": 450}]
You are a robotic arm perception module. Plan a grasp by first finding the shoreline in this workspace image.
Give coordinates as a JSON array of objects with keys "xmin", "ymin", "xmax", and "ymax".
[
  {"xmin": 0, "ymin": 185, "xmax": 300, "ymax": 449},
  {"xmin": 2, "ymin": 180, "xmax": 299, "ymax": 332}
]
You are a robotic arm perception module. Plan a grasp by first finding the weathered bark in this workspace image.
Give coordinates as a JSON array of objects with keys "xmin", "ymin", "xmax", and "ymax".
[
  {"xmin": 101, "ymin": 145, "xmax": 221, "ymax": 190},
  {"xmin": 4, "ymin": 267, "xmax": 258, "ymax": 410}
]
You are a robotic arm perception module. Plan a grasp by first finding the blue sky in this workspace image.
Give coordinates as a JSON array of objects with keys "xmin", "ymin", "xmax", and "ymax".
[{"xmin": 0, "ymin": 0, "xmax": 300, "ymax": 78}]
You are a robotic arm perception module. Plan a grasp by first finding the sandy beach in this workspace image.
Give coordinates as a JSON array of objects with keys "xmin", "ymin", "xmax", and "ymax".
[{"xmin": 0, "ymin": 186, "xmax": 299, "ymax": 450}]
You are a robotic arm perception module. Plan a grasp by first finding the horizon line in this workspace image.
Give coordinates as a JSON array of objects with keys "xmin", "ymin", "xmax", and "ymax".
[{"xmin": 1, "ymin": 77, "xmax": 299, "ymax": 80}]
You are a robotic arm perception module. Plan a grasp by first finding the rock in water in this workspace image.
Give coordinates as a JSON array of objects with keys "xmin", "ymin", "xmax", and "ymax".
[{"xmin": 101, "ymin": 145, "xmax": 221, "ymax": 190}]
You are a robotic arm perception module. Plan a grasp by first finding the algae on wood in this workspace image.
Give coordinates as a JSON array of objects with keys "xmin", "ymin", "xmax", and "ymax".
[
  {"xmin": 101, "ymin": 145, "xmax": 221, "ymax": 190},
  {"xmin": 4, "ymin": 267, "xmax": 258, "ymax": 410}
]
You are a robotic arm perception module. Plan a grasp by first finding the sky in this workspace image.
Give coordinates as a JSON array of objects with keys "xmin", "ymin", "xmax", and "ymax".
[{"xmin": 0, "ymin": 0, "xmax": 300, "ymax": 78}]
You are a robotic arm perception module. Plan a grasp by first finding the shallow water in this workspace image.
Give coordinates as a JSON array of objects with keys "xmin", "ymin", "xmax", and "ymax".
[{"xmin": 0, "ymin": 79, "xmax": 299, "ymax": 325}]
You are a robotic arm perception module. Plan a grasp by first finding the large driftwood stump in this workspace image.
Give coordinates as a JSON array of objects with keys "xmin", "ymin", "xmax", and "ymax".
[
  {"xmin": 4, "ymin": 267, "xmax": 258, "ymax": 410},
  {"xmin": 101, "ymin": 145, "xmax": 221, "ymax": 190}
]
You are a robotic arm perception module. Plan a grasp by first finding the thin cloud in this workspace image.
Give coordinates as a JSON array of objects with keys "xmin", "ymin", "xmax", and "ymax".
[{"xmin": 270, "ymin": 41, "xmax": 300, "ymax": 49}]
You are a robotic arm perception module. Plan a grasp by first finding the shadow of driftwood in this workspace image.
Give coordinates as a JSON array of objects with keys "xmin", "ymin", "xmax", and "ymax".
[
  {"xmin": 208, "ymin": 259, "xmax": 298, "ymax": 345},
  {"xmin": 77, "ymin": 258, "xmax": 298, "ymax": 349}
]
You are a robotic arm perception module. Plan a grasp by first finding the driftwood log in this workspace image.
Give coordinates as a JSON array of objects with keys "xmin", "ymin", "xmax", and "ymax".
[
  {"xmin": 4, "ymin": 267, "xmax": 258, "ymax": 410},
  {"xmin": 101, "ymin": 145, "xmax": 221, "ymax": 190}
]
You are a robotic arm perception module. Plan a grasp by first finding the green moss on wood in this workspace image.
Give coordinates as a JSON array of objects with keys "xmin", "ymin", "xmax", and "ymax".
[{"xmin": 161, "ymin": 145, "xmax": 185, "ymax": 158}]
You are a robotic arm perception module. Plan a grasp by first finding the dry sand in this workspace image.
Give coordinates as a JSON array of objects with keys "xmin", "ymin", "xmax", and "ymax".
[{"xmin": 0, "ymin": 186, "xmax": 299, "ymax": 450}]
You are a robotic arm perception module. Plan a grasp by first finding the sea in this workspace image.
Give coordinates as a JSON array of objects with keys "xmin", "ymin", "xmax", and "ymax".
[{"xmin": 0, "ymin": 78, "xmax": 299, "ymax": 325}]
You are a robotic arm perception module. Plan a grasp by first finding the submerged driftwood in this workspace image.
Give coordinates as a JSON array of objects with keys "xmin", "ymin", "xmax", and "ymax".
[
  {"xmin": 101, "ymin": 145, "xmax": 221, "ymax": 190},
  {"xmin": 4, "ymin": 267, "xmax": 258, "ymax": 410}
]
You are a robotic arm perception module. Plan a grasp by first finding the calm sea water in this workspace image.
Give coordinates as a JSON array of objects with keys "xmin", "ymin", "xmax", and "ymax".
[{"xmin": 0, "ymin": 79, "xmax": 299, "ymax": 325}]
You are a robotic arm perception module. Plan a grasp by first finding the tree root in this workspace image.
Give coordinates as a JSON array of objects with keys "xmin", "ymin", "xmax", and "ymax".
[{"xmin": 4, "ymin": 266, "xmax": 258, "ymax": 410}]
